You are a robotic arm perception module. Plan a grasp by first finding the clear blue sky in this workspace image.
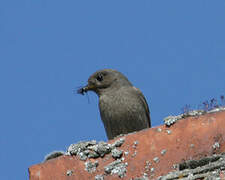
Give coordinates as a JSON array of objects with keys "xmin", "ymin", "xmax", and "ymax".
[{"xmin": 0, "ymin": 1, "xmax": 225, "ymax": 179}]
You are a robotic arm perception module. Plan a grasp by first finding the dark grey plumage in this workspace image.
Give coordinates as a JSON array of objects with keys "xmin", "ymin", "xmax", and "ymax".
[{"xmin": 78, "ymin": 69, "xmax": 151, "ymax": 140}]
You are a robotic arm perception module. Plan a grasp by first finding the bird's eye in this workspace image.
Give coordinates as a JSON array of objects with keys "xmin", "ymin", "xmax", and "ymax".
[{"xmin": 96, "ymin": 73, "xmax": 103, "ymax": 81}]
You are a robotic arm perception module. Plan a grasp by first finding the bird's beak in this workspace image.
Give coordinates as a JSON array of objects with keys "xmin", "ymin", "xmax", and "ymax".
[
  {"xmin": 77, "ymin": 84, "xmax": 95, "ymax": 95},
  {"xmin": 83, "ymin": 84, "xmax": 95, "ymax": 91}
]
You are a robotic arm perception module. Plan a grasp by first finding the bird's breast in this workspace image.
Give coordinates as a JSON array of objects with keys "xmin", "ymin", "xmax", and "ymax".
[
  {"xmin": 98, "ymin": 88, "xmax": 150, "ymax": 140},
  {"xmin": 98, "ymin": 90, "xmax": 143, "ymax": 121}
]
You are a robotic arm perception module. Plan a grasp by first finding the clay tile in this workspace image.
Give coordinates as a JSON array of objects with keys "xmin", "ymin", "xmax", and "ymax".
[{"xmin": 29, "ymin": 110, "xmax": 225, "ymax": 180}]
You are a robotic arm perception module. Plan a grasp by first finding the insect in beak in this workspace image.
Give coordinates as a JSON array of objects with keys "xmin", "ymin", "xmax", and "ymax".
[
  {"xmin": 77, "ymin": 87, "xmax": 86, "ymax": 95},
  {"xmin": 77, "ymin": 84, "xmax": 93, "ymax": 95}
]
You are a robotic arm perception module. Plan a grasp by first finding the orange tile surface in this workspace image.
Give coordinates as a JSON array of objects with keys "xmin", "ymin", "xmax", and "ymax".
[{"xmin": 29, "ymin": 111, "xmax": 225, "ymax": 180}]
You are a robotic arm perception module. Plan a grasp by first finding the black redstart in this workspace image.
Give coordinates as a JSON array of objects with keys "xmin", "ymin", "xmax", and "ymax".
[{"xmin": 78, "ymin": 69, "xmax": 151, "ymax": 140}]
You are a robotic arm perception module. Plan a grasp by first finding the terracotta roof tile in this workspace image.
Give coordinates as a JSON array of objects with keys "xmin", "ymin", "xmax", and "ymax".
[{"xmin": 29, "ymin": 110, "xmax": 225, "ymax": 180}]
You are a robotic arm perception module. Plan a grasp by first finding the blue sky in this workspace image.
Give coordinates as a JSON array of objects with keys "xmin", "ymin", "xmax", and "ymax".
[{"xmin": 0, "ymin": 1, "xmax": 225, "ymax": 179}]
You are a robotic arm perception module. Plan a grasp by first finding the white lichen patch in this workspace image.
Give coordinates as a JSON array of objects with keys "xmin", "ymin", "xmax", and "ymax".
[
  {"xmin": 95, "ymin": 174, "xmax": 104, "ymax": 180},
  {"xmin": 111, "ymin": 148, "xmax": 123, "ymax": 159},
  {"xmin": 153, "ymin": 157, "xmax": 159, "ymax": 163},
  {"xmin": 160, "ymin": 149, "xmax": 167, "ymax": 156},
  {"xmin": 212, "ymin": 142, "xmax": 220, "ymax": 150},
  {"xmin": 164, "ymin": 105, "xmax": 225, "ymax": 127},
  {"xmin": 104, "ymin": 159, "xmax": 128, "ymax": 178},
  {"xmin": 67, "ymin": 138, "xmax": 125, "ymax": 161},
  {"xmin": 85, "ymin": 160, "xmax": 99, "ymax": 173},
  {"xmin": 66, "ymin": 170, "xmax": 73, "ymax": 176}
]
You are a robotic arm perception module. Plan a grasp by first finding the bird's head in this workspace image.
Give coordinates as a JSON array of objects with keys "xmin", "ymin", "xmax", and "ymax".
[{"xmin": 77, "ymin": 69, "xmax": 132, "ymax": 96}]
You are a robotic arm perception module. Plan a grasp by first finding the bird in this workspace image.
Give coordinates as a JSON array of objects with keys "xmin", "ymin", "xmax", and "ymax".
[{"xmin": 77, "ymin": 69, "xmax": 151, "ymax": 140}]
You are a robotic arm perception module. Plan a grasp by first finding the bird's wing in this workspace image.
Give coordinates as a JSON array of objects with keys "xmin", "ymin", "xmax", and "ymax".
[{"xmin": 132, "ymin": 86, "xmax": 151, "ymax": 127}]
